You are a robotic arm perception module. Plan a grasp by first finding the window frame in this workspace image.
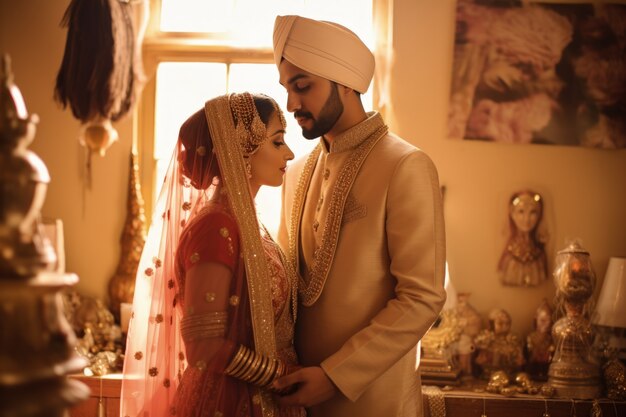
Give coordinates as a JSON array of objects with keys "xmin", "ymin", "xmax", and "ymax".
[{"xmin": 135, "ymin": 0, "xmax": 389, "ymax": 222}]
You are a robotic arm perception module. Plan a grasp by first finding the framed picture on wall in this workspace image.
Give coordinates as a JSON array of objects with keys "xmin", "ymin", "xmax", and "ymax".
[{"xmin": 447, "ymin": 0, "xmax": 626, "ymax": 149}]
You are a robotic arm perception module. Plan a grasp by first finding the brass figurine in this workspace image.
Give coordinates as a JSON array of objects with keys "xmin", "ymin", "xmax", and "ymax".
[
  {"xmin": 420, "ymin": 309, "xmax": 463, "ymax": 385},
  {"xmin": 474, "ymin": 308, "xmax": 525, "ymax": 379},
  {"xmin": 525, "ymin": 299, "xmax": 555, "ymax": 381},
  {"xmin": 454, "ymin": 292, "xmax": 483, "ymax": 377}
]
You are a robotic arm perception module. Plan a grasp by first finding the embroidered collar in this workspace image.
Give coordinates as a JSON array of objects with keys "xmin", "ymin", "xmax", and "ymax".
[{"xmin": 321, "ymin": 111, "xmax": 384, "ymax": 154}]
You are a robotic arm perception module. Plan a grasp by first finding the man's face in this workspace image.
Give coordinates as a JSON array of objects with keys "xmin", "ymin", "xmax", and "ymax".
[{"xmin": 278, "ymin": 59, "xmax": 344, "ymax": 139}]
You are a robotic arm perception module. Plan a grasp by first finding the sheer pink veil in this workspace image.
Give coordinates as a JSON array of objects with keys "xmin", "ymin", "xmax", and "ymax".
[
  {"xmin": 120, "ymin": 93, "xmax": 282, "ymax": 417},
  {"xmin": 120, "ymin": 106, "xmax": 218, "ymax": 417}
]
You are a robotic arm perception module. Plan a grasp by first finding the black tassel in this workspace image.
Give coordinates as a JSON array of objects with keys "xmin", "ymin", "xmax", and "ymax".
[{"xmin": 54, "ymin": 0, "xmax": 135, "ymax": 123}]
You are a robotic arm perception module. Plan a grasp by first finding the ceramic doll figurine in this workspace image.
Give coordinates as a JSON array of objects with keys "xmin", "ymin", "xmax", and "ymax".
[
  {"xmin": 525, "ymin": 299, "xmax": 554, "ymax": 381},
  {"xmin": 498, "ymin": 190, "xmax": 548, "ymax": 287}
]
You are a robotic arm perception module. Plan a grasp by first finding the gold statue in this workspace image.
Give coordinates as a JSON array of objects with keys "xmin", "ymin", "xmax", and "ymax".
[
  {"xmin": 474, "ymin": 308, "xmax": 525, "ymax": 378},
  {"xmin": 420, "ymin": 309, "xmax": 463, "ymax": 385},
  {"xmin": 454, "ymin": 292, "xmax": 483, "ymax": 377}
]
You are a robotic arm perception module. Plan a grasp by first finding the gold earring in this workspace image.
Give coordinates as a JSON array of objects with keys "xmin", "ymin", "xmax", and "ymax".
[{"xmin": 245, "ymin": 159, "xmax": 252, "ymax": 179}]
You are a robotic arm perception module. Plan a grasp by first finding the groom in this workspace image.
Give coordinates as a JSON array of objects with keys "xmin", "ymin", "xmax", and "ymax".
[{"xmin": 273, "ymin": 15, "xmax": 447, "ymax": 417}]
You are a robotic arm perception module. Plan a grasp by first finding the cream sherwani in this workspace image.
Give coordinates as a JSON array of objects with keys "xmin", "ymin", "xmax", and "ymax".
[{"xmin": 278, "ymin": 112, "xmax": 446, "ymax": 417}]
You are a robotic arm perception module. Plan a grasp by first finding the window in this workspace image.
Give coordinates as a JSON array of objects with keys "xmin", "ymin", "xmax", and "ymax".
[{"xmin": 138, "ymin": 0, "xmax": 376, "ymax": 234}]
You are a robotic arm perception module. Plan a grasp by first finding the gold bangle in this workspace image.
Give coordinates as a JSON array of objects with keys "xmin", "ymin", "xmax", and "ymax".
[
  {"xmin": 180, "ymin": 311, "xmax": 228, "ymax": 329},
  {"xmin": 230, "ymin": 347, "xmax": 253, "ymax": 378},
  {"xmin": 249, "ymin": 355, "xmax": 268, "ymax": 385},
  {"xmin": 224, "ymin": 345, "xmax": 246, "ymax": 375},
  {"xmin": 181, "ymin": 311, "xmax": 228, "ymax": 342},
  {"xmin": 241, "ymin": 351, "xmax": 263, "ymax": 382},
  {"xmin": 181, "ymin": 324, "xmax": 226, "ymax": 342},
  {"xmin": 258, "ymin": 358, "xmax": 277, "ymax": 387},
  {"xmin": 255, "ymin": 355, "xmax": 273, "ymax": 385},
  {"xmin": 233, "ymin": 347, "xmax": 257, "ymax": 379},
  {"xmin": 229, "ymin": 346, "xmax": 252, "ymax": 378},
  {"xmin": 274, "ymin": 360, "xmax": 286, "ymax": 380},
  {"xmin": 224, "ymin": 345, "xmax": 286, "ymax": 388}
]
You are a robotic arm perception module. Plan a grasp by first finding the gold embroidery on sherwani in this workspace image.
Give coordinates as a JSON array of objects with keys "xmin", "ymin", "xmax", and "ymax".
[
  {"xmin": 204, "ymin": 96, "xmax": 276, "ymax": 417},
  {"xmin": 290, "ymin": 119, "xmax": 388, "ymax": 306},
  {"xmin": 342, "ymin": 192, "xmax": 367, "ymax": 225},
  {"xmin": 288, "ymin": 145, "xmax": 321, "ymax": 301}
]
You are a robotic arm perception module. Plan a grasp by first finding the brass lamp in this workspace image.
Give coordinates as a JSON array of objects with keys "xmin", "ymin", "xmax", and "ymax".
[
  {"xmin": 547, "ymin": 241, "xmax": 601, "ymax": 399},
  {"xmin": 0, "ymin": 54, "xmax": 89, "ymax": 416}
]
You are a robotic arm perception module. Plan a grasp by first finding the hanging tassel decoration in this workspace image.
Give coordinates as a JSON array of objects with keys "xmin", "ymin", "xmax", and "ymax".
[{"xmin": 54, "ymin": 0, "xmax": 136, "ymax": 160}]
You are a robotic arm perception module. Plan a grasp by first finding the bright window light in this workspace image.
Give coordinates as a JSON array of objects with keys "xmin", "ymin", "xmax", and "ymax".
[
  {"xmin": 154, "ymin": 63, "xmax": 227, "ymax": 192},
  {"xmin": 151, "ymin": 1, "xmax": 374, "ymax": 234},
  {"xmin": 160, "ymin": 0, "xmax": 373, "ymax": 48}
]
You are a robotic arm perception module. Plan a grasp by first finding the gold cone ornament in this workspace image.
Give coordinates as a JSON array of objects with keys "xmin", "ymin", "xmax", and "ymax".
[{"xmin": 108, "ymin": 151, "xmax": 146, "ymax": 323}]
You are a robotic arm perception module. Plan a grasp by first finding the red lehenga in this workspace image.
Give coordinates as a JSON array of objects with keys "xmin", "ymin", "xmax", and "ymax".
[
  {"xmin": 120, "ymin": 94, "xmax": 305, "ymax": 417},
  {"xmin": 173, "ymin": 204, "xmax": 302, "ymax": 417}
]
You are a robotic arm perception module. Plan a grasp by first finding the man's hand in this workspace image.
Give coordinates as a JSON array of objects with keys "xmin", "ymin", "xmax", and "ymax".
[{"xmin": 272, "ymin": 366, "xmax": 338, "ymax": 407}]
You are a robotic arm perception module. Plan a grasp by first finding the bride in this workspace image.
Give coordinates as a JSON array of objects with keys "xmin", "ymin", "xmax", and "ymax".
[{"xmin": 121, "ymin": 92, "xmax": 305, "ymax": 417}]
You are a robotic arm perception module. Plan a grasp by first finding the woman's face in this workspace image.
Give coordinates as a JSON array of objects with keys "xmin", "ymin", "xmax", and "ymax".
[
  {"xmin": 510, "ymin": 193, "xmax": 541, "ymax": 233},
  {"xmin": 248, "ymin": 112, "xmax": 294, "ymax": 192}
]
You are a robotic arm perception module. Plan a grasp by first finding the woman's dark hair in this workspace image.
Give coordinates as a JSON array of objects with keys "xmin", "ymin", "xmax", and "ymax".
[
  {"xmin": 178, "ymin": 94, "xmax": 278, "ymax": 190},
  {"xmin": 250, "ymin": 94, "xmax": 277, "ymax": 125}
]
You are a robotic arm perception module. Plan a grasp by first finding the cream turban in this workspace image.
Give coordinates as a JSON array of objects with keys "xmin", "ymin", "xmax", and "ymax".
[{"xmin": 273, "ymin": 15, "xmax": 375, "ymax": 94}]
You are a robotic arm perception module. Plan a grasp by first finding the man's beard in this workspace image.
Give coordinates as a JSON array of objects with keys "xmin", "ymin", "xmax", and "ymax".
[{"xmin": 295, "ymin": 82, "xmax": 344, "ymax": 140}]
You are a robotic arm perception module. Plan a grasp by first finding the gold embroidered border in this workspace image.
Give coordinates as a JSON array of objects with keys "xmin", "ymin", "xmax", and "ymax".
[
  {"xmin": 263, "ymin": 224, "xmax": 298, "ymax": 325},
  {"xmin": 288, "ymin": 144, "xmax": 321, "ymax": 302},
  {"xmin": 205, "ymin": 96, "xmax": 276, "ymax": 417},
  {"xmin": 291, "ymin": 125, "xmax": 388, "ymax": 306}
]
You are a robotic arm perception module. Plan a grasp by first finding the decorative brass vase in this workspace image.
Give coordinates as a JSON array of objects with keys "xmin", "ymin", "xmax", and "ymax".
[
  {"xmin": 0, "ymin": 54, "xmax": 89, "ymax": 416},
  {"xmin": 548, "ymin": 241, "xmax": 601, "ymax": 399},
  {"xmin": 0, "ymin": 55, "xmax": 55, "ymax": 277}
]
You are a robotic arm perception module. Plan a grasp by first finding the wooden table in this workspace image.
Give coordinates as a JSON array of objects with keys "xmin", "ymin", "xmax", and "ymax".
[
  {"xmin": 68, "ymin": 373, "xmax": 626, "ymax": 417},
  {"xmin": 422, "ymin": 384, "xmax": 626, "ymax": 417},
  {"xmin": 68, "ymin": 374, "xmax": 122, "ymax": 417}
]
